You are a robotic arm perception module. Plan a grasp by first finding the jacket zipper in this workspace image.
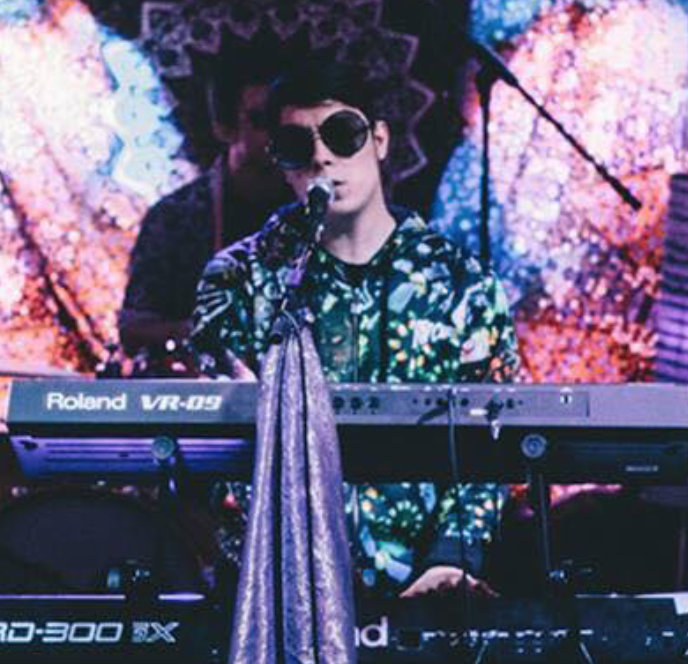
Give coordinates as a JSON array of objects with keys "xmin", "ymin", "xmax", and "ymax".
[{"xmin": 351, "ymin": 297, "xmax": 363, "ymax": 383}]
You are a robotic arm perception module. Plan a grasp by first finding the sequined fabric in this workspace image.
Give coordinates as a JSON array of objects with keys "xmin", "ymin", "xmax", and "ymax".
[{"xmin": 229, "ymin": 326, "xmax": 356, "ymax": 664}]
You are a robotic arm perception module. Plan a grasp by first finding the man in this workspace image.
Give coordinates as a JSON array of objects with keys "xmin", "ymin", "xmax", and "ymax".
[
  {"xmin": 192, "ymin": 59, "xmax": 519, "ymax": 598},
  {"xmin": 118, "ymin": 67, "xmax": 292, "ymax": 363}
]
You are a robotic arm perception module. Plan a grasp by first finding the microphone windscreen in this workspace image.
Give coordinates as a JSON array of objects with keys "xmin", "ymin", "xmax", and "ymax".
[{"xmin": 306, "ymin": 176, "xmax": 335, "ymax": 214}]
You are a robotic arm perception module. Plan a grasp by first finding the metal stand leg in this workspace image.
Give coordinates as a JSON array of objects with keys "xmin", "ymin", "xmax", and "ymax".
[
  {"xmin": 527, "ymin": 467, "xmax": 552, "ymax": 592},
  {"xmin": 677, "ymin": 510, "xmax": 688, "ymax": 589},
  {"xmin": 525, "ymin": 468, "xmax": 599, "ymax": 664}
]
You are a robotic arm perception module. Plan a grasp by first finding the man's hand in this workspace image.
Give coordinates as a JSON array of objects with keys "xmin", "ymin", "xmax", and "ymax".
[
  {"xmin": 229, "ymin": 354, "xmax": 258, "ymax": 381},
  {"xmin": 400, "ymin": 566, "xmax": 498, "ymax": 598}
]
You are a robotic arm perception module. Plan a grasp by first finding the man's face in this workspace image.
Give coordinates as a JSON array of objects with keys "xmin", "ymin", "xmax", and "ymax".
[
  {"xmin": 276, "ymin": 100, "xmax": 389, "ymax": 219},
  {"xmin": 234, "ymin": 85, "xmax": 271, "ymax": 160},
  {"xmin": 224, "ymin": 83, "xmax": 278, "ymax": 177}
]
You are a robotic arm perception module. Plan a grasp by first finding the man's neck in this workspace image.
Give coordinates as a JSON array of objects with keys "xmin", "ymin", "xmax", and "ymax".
[{"xmin": 320, "ymin": 198, "xmax": 396, "ymax": 265}]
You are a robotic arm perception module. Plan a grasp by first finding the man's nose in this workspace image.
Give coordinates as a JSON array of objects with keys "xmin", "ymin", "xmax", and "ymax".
[{"xmin": 311, "ymin": 135, "xmax": 335, "ymax": 168}]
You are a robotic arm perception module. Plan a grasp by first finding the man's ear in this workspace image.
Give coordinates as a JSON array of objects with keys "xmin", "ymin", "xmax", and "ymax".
[{"xmin": 372, "ymin": 119, "xmax": 390, "ymax": 161}]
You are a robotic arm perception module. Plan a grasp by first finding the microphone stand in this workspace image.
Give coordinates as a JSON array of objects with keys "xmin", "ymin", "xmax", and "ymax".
[
  {"xmin": 271, "ymin": 191, "xmax": 330, "ymax": 342},
  {"xmin": 269, "ymin": 227, "xmax": 321, "ymax": 343},
  {"xmin": 468, "ymin": 36, "xmax": 642, "ymax": 267},
  {"xmin": 469, "ymin": 38, "xmax": 642, "ymax": 602},
  {"xmin": 477, "ymin": 65, "xmax": 496, "ymax": 267}
]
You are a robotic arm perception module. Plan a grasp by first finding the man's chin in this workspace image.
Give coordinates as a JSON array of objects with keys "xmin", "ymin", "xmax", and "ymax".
[
  {"xmin": 328, "ymin": 196, "xmax": 363, "ymax": 216},
  {"xmin": 326, "ymin": 205, "xmax": 359, "ymax": 224}
]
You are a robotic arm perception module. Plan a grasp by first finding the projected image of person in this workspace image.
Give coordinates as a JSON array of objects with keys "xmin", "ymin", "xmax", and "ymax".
[{"xmin": 119, "ymin": 56, "xmax": 292, "ymax": 366}]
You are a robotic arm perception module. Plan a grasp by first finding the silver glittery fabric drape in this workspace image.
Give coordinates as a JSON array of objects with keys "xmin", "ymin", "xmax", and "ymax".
[{"xmin": 228, "ymin": 325, "xmax": 356, "ymax": 664}]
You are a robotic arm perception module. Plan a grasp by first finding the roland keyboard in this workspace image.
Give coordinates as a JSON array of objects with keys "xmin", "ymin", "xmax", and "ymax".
[
  {"xmin": 6, "ymin": 379, "xmax": 688, "ymax": 482},
  {"xmin": 0, "ymin": 593, "xmax": 685, "ymax": 663},
  {"xmin": 0, "ymin": 593, "xmax": 215, "ymax": 664},
  {"xmin": 356, "ymin": 594, "xmax": 688, "ymax": 663}
]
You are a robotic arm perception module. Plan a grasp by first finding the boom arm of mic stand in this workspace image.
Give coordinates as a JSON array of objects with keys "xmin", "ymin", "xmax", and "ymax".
[
  {"xmin": 477, "ymin": 66, "xmax": 496, "ymax": 268},
  {"xmin": 506, "ymin": 70, "xmax": 642, "ymax": 212},
  {"xmin": 468, "ymin": 43, "xmax": 641, "ymax": 268},
  {"xmin": 493, "ymin": 62, "xmax": 643, "ymax": 212},
  {"xmin": 466, "ymin": 30, "xmax": 642, "ymax": 212}
]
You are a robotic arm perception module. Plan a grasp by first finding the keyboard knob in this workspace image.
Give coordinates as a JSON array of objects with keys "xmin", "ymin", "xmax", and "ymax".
[{"xmin": 521, "ymin": 434, "xmax": 548, "ymax": 460}]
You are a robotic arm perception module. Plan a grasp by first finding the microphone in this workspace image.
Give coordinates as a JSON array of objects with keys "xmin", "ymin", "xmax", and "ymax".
[
  {"xmin": 276, "ymin": 175, "xmax": 335, "ymax": 326},
  {"xmin": 465, "ymin": 33, "xmax": 519, "ymax": 88},
  {"xmin": 306, "ymin": 176, "xmax": 335, "ymax": 222}
]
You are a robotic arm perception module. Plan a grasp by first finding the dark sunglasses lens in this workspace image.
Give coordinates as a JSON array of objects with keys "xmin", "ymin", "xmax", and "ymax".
[
  {"xmin": 320, "ymin": 111, "xmax": 369, "ymax": 157},
  {"xmin": 270, "ymin": 125, "xmax": 314, "ymax": 169}
]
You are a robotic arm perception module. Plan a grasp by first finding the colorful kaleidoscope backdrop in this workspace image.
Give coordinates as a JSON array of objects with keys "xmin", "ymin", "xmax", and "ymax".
[{"xmin": 0, "ymin": 0, "xmax": 687, "ymax": 419}]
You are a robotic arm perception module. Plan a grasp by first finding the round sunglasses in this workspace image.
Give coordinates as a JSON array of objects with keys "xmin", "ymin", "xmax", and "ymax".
[{"xmin": 268, "ymin": 110, "xmax": 372, "ymax": 170}]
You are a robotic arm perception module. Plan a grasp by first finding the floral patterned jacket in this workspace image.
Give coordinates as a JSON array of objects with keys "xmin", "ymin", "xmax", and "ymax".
[{"xmin": 192, "ymin": 203, "xmax": 520, "ymax": 596}]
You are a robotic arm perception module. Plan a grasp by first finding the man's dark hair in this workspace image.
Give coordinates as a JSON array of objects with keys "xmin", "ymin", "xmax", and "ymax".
[
  {"xmin": 209, "ymin": 61, "xmax": 277, "ymax": 130},
  {"xmin": 265, "ymin": 58, "xmax": 383, "ymax": 130},
  {"xmin": 207, "ymin": 32, "xmax": 288, "ymax": 130}
]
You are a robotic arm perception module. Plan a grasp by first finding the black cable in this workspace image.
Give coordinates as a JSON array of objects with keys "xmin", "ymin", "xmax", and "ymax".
[
  {"xmin": 378, "ymin": 258, "xmax": 392, "ymax": 383},
  {"xmin": 446, "ymin": 386, "xmax": 474, "ymax": 656}
]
